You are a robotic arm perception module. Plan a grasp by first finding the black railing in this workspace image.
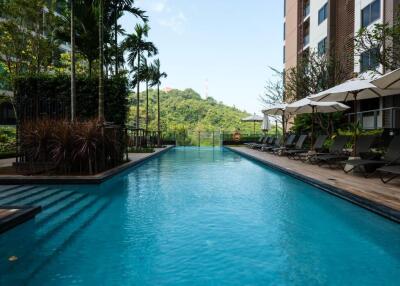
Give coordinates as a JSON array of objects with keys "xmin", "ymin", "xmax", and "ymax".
[{"xmin": 347, "ymin": 107, "xmax": 400, "ymax": 129}]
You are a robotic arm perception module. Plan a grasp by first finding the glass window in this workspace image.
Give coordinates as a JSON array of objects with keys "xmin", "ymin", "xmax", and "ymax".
[
  {"xmin": 360, "ymin": 48, "xmax": 379, "ymax": 72},
  {"xmin": 318, "ymin": 37, "xmax": 327, "ymax": 55},
  {"xmin": 318, "ymin": 3, "xmax": 328, "ymax": 25},
  {"xmin": 361, "ymin": 0, "xmax": 381, "ymax": 28},
  {"xmin": 283, "ymin": 46, "xmax": 286, "ymax": 63}
]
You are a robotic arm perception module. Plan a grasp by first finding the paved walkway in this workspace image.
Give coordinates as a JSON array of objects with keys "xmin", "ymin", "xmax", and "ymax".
[
  {"xmin": 0, "ymin": 158, "xmax": 14, "ymax": 168},
  {"xmin": 228, "ymin": 146, "xmax": 400, "ymax": 222}
]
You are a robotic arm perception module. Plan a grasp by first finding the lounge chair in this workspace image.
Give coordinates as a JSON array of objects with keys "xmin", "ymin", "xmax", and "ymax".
[
  {"xmin": 287, "ymin": 135, "xmax": 328, "ymax": 160},
  {"xmin": 315, "ymin": 136, "xmax": 376, "ymax": 168},
  {"xmin": 343, "ymin": 135, "xmax": 400, "ymax": 178},
  {"xmin": 261, "ymin": 137, "xmax": 280, "ymax": 152},
  {"xmin": 263, "ymin": 134, "xmax": 296, "ymax": 153},
  {"xmin": 252, "ymin": 136, "xmax": 272, "ymax": 149},
  {"xmin": 244, "ymin": 136, "xmax": 265, "ymax": 148},
  {"xmin": 307, "ymin": 136, "xmax": 349, "ymax": 165},
  {"xmin": 273, "ymin": 134, "xmax": 308, "ymax": 156},
  {"xmin": 378, "ymin": 165, "xmax": 400, "ymax": 184}
]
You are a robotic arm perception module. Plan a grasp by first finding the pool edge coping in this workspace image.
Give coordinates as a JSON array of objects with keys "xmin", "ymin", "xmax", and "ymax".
[
  {"xmin": 0, "ymin": 146, "xmax": 174, "ymax": 185},
  {"xmin": 225, "ymin": 146, "xmax": 400, "ymax": 224}
]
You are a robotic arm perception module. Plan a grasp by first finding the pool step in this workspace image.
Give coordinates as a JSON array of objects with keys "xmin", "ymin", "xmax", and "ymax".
[
  {"xmin": 35, "ymin": 195, "xmax": 101, "ymax": 239},
  {"xmin": 36, "ymin": 192, "xmax": 89, "ymax": 226},
  {"xmin": 0, "ymin": 186, "xmax": 38, "ymax": 200},
  {"xmin": 0, "ymin": 185, "xmax": 20, "ymax": 193},
  {"xmin": 6, "ymin": 196, "xmax": 111, "ymax": 281},
  {"xmin": 0, "ymin": 187, "xmax": 50, "ymax": 205}
]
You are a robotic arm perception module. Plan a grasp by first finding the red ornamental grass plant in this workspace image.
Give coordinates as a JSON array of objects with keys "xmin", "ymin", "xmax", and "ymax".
[{"xmin": 19, "ymin": 118, "xmax": 126, "ymax": 175}]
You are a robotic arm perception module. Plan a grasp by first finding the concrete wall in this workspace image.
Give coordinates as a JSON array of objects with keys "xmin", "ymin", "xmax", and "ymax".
[{"xmin": 284, "ymin": 0, "xmax": 299, "ymax": 70}]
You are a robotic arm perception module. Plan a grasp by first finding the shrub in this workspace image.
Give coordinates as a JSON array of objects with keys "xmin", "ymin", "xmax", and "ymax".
[
  {"xmin": 19, "ymin": 119, "xmax": 126, "ymax": 175},
  {"xmin": 14, "ymin": 75, "xmax": 129, "ymax": 125}
]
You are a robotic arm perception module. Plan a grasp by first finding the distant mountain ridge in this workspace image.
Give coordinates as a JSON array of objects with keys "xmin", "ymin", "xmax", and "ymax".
[{"xmin": 129, "ymin": 88, "xmax": 255, "ymax": 133}]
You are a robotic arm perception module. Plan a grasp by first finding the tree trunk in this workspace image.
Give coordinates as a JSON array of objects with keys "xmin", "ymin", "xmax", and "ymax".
[
  {"xmin": 145, "ymin": 80, "xmax": 149, "ymax": 133},
  {"xmin": 114, "ymin": 3, "xmax": 118, "ymax": 75},
  {"xmin": 157, "ymin": 84, "xmax": 161, "ymax": 147},
  {"xmin": 89, "ymin": 60, "xmax": 92, "ymax": 78},
  {"xmin": 98, "ymin": 0, "xmax": 105, "ymax": 121},
  {"xmin": 70, "ymin": 0, "xmax": 76, "ymax": 122},
  {"xmin": 136, "ymin": 50, "xmax": 140, "ymax": 147}
]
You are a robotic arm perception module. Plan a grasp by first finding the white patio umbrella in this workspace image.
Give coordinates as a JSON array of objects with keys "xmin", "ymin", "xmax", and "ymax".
[
  {"xmin": 287, "ymin": 98, "xmax": 350, "ymax": 148},
  {"xmin": 262, "ymin": 103, "xmax": 289, "ymax": 139},
  {"xmin": 261, "ymin": 114, "xmax": 271, "ymax": 132},
  {"xmin": 309, "ymin": 78, "xmax": 398, "ymax": 154},
  {"xmin": 373, "ymin": 68, "xmax": 400, "ymax": 90},
  {"xmin": 241, "ymin": 113, "xmax": 263, "ymax": 134}
]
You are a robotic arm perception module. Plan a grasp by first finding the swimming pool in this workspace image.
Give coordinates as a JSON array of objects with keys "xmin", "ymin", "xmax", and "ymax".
[{"xmin": 0, "ymin": 147, "xmax": 399, "ymax": 285}]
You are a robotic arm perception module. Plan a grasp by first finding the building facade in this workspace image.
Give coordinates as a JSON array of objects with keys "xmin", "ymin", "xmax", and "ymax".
[{"xmin": 283, "ymin": 0, "xmax": 400, "ymax": 131}]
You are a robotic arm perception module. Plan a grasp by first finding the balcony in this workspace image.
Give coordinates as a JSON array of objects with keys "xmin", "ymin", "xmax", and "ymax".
[{"xmin": 347, "ymin": 107, "xmax": 400, "ymax": 130}]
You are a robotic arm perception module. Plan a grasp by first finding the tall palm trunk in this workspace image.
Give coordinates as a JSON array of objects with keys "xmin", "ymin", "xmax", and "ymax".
[
  {"xmin": 114, "ymin": 2, "xmax": 118, "ymax": 75},
  {"xmin": 157, "ymin": 83, "xmax": 161, "ymax": 147},
  {"xmin": 70, "ymin": 0, "xmax": 76, "ymax": 121},
  {"xmin": 136, "ymin": 50, "xmax": 140, "ymax": 147},
  {"xmin": 145, "ymin": 79, "xmax": 149, "ymax": 132},
  {"xmin": 98, "ymin": 0, "xmax": 105, "ymax": 121}
]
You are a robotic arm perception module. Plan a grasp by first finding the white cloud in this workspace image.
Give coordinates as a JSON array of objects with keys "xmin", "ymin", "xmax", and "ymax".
[{"xmin": 159, "ymin": 11, "xmax": 187, "ymax": 34}]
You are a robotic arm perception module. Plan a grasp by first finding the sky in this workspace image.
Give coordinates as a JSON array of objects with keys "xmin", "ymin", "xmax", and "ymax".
[{"xmin": 120, "ymin": 0, "xmax": 284, "ymax": 114}]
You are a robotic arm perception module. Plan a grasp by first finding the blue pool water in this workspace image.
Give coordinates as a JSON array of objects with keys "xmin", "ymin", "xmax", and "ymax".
[{"xmin": 0, "ymin": 147, "xmax": 400, "ymax": 285}]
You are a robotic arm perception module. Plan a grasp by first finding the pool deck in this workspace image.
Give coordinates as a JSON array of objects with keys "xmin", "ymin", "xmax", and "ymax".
[
  {"xmin": 0, "ymin": 205, "xmax": 42, "ymax": 234},
  {"xmin": 0, "ymin": 146, "xmax": 173, "ymax": 185},
  {"xmin": 227, "ymin": 146, "xmax": 400, "ymax": 223}
]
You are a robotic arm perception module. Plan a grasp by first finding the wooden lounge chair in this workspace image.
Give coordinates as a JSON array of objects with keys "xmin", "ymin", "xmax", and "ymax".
[
  {"xmin": 287, "ymin": 135, "xmax": 328, "ymax": 160},
  {"xmin": 343, "ymin": 135, "xmax": 400, "ymax": 177}
]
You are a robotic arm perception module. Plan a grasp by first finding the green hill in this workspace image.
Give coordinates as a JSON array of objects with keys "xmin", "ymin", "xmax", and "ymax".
[{"xmin": 128, "ymin": 88, "xmax": 260, "ymax": 136}]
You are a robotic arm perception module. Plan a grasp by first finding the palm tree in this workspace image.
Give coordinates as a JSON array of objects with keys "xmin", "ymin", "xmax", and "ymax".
[
  {"xmin": 70, "ymin": 0, "xmax": 76, "ymax": 121},
  {"xmin": 131, "ymin": 56, "xmax": 154, "ymax": 140},
  {"xmin": 98, "ymin": 0, "xmax": 105, "ymax": 121},
  {"xmin": 150, "ymin": 59, "xmax": 167, "ymax": 147},
  {"xmin": 105, "ymin": 0, "xmax": 147, "ymax": 75},
  {"xmin": 123, "ymin": 23, "xmax": 158, "ymax": 131}
]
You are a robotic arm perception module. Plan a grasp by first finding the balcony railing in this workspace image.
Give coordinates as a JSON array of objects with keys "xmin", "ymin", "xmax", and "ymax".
[{"xmin": 347, "ymin": 107, "xmax": 400, "ymax": 130}]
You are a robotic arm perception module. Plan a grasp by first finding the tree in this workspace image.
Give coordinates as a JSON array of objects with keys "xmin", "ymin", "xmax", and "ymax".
[
  {"xmin": 70, "ymin": 0, "xmax": 76, "ymax": 121},
  {"xmin": 123, "ymin": 23, "xmax": 158, "ymax": 131},
  {"xmin": 98, "ymin": 0, "xmax": 105, "ymax": 121},
  {"xmin": 150, "ymin": 59, "xmax": 167, "ymax": 146},
  {"xmin": 354, "ymin": 20, "xmax": 400, "ymax": 74},
  {"xmin": 260, "ymin": 67, "xmax": 285, "ymax": 106},
  {"xmin": 105, "ymin": 0, "xmax": 147, "ymax": 75}
]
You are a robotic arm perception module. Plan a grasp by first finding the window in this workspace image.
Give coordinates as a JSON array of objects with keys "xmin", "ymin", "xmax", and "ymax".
[
  {"xmin": 283, "ymin": 23, "xmax": 286, "ymax": 40},
  {"xmin": 360, "ymin": 48, "xmax": 379, "ymax": 72},
  {"xmin": 284, "ymin": 0, "xmax": 286, "ymax": 17},
  {"xmin": 362, "ymin": 0, "xmax": 381, "ymax": 28},
  {"xmin": 318, "ymin": 3, "xmax": 328, "ymax": 24},
  {"xmin": 318, "ymin": 37, "xmax": 327, "ymax": 55},
  {"xmin": 283, "ymin": 46, "xmax": 286, "ymax": 63},
  {"xmin": 304, "ymin": 1, "xmax": 310, "ymax": 18}
]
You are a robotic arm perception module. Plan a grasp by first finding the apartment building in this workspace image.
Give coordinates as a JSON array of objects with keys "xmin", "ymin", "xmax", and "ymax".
[{"xmin": 283, "ymin": 0, "xmax": 400, "ymax": 131}]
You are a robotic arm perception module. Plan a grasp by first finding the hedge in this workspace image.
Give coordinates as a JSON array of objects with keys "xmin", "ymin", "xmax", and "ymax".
[{"xmin": 14, "ymin": 75, "xmax": 129, "ymax": 125}]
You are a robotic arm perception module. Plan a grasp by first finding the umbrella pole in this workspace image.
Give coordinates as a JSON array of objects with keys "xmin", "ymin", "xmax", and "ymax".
[
  {"xmin": 254, "ymin": 121, "xmax": 256, "ymax": 135},
  {"xmin": 311, "ymin": 107, "xmax": 315, "ymax": 150},
  {"xmin": 275, "ymin": 119, "xmax": 278, "ymax": 137},
  {"xmin": 353, "ymin": 94, "xmax": 358, "ymax": 156}
]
